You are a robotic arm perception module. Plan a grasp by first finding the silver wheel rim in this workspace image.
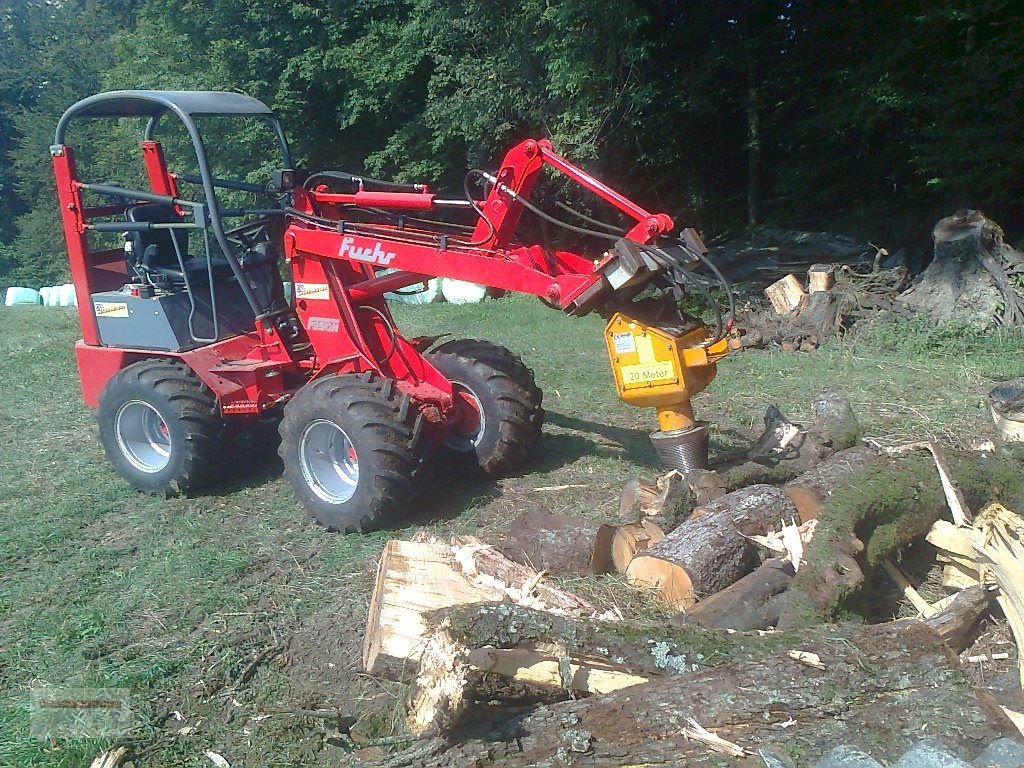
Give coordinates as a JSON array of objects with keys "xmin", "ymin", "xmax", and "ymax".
[
  {"xmin": 114, "ymin": 400, "xmax": 172, "ymax": 473},
  {"xmin": 299, "ymin": 420, "xmax": 359, "ymax": 503},
  {"xmin": 446, "ymin": 381, "xmax": 486, "ymax": 453}
]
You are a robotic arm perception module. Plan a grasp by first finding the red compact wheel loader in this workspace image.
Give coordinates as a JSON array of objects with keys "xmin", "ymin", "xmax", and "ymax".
[{"xmin": 52, "ymin": 90, "xmax": 731, "ymax": 532}]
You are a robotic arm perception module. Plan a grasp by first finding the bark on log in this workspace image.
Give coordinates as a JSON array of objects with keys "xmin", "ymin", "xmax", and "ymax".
[
  {"xmin": 679, "ymin": 557, "xmax": 795, "ymax": 630},
  {"xmin": 496, "ymin": 506, "xmax": 603, "ymax": 575},
  {"xmin": 625, "ymin": 484, "xmax": 798, "ymax": 607},
  {"xmin": 362, "ymin": 536, "xmax": 596, "ymax": 679},
  {"xmin": 782, "ymin": 444, "xmax": 879, "ymax": 521},
  {"xmin": 387, "ymin": 617, "xmax": 1010, "ymax": 768}
]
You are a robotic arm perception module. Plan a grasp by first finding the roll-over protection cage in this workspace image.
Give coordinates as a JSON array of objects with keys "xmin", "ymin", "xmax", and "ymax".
[{"xmin": 51, "ymin": 90, "xmax": 293, "ymax": 342}]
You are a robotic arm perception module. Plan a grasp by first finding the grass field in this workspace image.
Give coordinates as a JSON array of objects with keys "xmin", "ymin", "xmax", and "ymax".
[{"xmin": 0, "ymin": 299, "xmax": 1021, "ymax": 766}]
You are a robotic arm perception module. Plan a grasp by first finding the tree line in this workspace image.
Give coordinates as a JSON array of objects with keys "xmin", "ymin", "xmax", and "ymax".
[{"xmin": 1, "ymin": 0, "xmax": 1021, "ymax": 288}]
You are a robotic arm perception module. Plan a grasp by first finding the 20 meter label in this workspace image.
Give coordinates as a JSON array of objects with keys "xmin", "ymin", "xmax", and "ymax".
[{"xmin": 620, "ymin": 361, "xmax": 676, "ymax": 387}]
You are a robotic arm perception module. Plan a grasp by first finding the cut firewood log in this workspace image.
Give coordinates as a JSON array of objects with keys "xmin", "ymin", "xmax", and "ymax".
[
  {"xmin": 496, "ymin": 506, "xmax": 603, "ymax": 575},
  {"xmin": 625, "ymin": 484, "xmax": 798, "ymax": 607},
  {"xmin": 679, "ymin": 557, "xmax": 795, "ymax": 630},
  {"xmin": 782, "ymin": 444, "xmax": 878, "ymax": 521},
  {"xmin": 393, "ymin": 613, "xmax": 1010, "ymax": 765},
  {"xmin": 765, "ymin": 273, "xmax": 807, "ymax": 314},
  {"xmin": 592, "ymin": 519, "xmax": 665, "ymax": 573},
  {"xmin": 808, "ymin": 263, "xmax": 836, "ymax": 293},
  {"xmin": 362, "ymin": 536, "xmax": 597, "ymax": 679}
]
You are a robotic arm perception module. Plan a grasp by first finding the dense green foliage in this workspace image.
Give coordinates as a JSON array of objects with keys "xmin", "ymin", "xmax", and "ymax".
[{"xmin": 1, "ymin": 0, "xmax": 1022, "ymax": 288}]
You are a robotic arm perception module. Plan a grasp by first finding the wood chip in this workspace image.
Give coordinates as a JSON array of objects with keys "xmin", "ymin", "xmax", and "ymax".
[
  {"xmin": 788, "ymin": 650, "xmax": 826, "ymax": 670},
  {"xmin": 90, "ymin": 747, "xmax": 129, "ymax": 768},
  {"xmin": 967, "ymin": 652, "xmax": 1010, "ymax": 662},
  {"xmin": 681, "ymin": 717, "xmax": 751, "ymax": 757},
  {"xmin": 204, "ymin": 752, "xmax": 231, "ymax": 768}
]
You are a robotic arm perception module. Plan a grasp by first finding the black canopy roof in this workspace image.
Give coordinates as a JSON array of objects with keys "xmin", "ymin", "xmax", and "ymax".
[{"xmin": 55, "ymin": 90, "xmax": 275, "ymax": 144}]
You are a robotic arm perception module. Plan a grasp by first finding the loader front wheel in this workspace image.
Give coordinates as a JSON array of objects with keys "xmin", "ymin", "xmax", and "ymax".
[
  {"xmin": 428, "ymin": 340, "xmax": 544, "ymax": 476},
  {"xmin": 97, "ymin": 359, "xmax": 223, "ymax": 495},
  {"xmin": 278, "ymin": 373, "xmax": 427, "ymax": 533}
]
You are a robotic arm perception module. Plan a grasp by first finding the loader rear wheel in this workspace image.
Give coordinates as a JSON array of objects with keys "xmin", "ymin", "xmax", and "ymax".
[
  {"xmin": 278, "ymin": 372, "xmax": 427, "ymax": 533},
  {"xmin": 428, "ymin": 339, "xmax": 544, "ymax": 476},
  {"xmin": 98, "ymin": 359, "xmax": 222, "ymax": 495}
]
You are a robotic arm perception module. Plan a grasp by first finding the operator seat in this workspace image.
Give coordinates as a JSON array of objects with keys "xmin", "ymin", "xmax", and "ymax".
[{"xmin": 124, "ymin": 203, "xmax": 232, "ymax": 287}]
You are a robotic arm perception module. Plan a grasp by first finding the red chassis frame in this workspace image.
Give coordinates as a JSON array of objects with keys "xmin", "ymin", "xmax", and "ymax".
[{"xmin": 54, "ymin": 136, "xmax": 679, "ymax": 438}]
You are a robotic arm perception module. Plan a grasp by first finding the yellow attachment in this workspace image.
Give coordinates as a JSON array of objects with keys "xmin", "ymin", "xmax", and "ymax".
[{"xmin": 603, "ymin": 312, "xmax": 728, "ymax": 428}]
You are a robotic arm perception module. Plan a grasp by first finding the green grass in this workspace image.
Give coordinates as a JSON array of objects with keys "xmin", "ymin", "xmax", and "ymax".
[{"xmin": 0, "ymin": 299, "xmax": 1020, "ymax": 766}]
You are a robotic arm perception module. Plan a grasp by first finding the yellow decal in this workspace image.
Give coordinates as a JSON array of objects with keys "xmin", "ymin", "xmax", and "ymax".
[
  {"xmin": 295, "ymin": 282, "xmax": 330, "ymax": 300},
  {"xmin": 635, "ymin": 333, "xmax": 658, "ymax": 364},
  {"xmin": 94, "ymin": 301, "xmax": 129, "ymax": 318},
  {"xmin": 620, "ymin": 361, "xmax": 677, "ymax": 387}
]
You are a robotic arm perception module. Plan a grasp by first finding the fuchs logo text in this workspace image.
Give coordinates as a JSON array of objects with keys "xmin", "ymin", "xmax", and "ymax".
[
  {"xmin": 338, "ymin": 237, "xmax": 396, "ymax": 266},
  {"xmin": 307, "ymin": 316, "xmax": 340, "ymax": 332}
]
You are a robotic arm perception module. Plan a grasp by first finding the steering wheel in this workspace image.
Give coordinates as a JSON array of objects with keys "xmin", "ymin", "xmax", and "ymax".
[{"xmin": 223, "ymin": 216, "xmax": 274, "ymax": 249}]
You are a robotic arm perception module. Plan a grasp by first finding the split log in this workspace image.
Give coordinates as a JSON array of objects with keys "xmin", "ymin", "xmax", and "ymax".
[
  {"xmin": 782, "ymin": 445, "xmax": 879, "ymax": 521},
  {"xmin": 496, "ymin": 506, "xmax": 603, "ymax": 575},
  {"xmin": 913, "ymin": 584, "xmax": 996, "ymax": 653},
  {"xmin": 679, "ymin": 557, "xmax": 795, "ymax": 630},
  {"xmin": 625, "ymin": 484, "xmax": 798, "ymax": 607},
  {"xmin": 617, "ymin": 469, "xmax": 687, "ymax": 522},
  {"xmin": 764, "ymin": 273, "xmax": 807, "ymax": 314},
  {"xmin": 808, "ymin": 263, "xmax": 835, "ymax": 293},
  {"xmin": 362, "ymin": 536, "xmax": 596, "ymax": 678},
  {"xmin": 390, "ymin": 613, "xmax": 1010, "ymax": 766},
  {"xmin": 592, "ymin": 519, "xmax": 665, "ymax": 574}
]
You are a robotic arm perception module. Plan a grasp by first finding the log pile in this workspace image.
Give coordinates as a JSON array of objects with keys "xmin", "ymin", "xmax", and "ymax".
[
  {"xmin": 357, "ymin": 393, "xmax": 1024, "ymax": 766},
  {"xmin": 732, "ymin": 262, "xmax": 910, "ymax": 351},
  {"xmin": 730, "ymin": 211, "xmax": 1024, "ymax": 353}
]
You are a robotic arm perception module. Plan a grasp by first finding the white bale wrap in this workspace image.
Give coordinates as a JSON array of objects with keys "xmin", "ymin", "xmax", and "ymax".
[
  {"xmin": 5, "ymin": 287, "xmax": 42, "ymax": 306},
  {"xmin": 58, "ymin": 284, "xmax": 77, "ymax": 306},
  {"xmin": 440, "ymin": 278, "xmax": 488, "ymax": 305}
]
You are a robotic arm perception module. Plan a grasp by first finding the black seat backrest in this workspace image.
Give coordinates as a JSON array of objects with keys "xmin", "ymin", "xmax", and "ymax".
[{"xmin": 125, "ymin": 203, "xmax": 188, "ymax": 274}]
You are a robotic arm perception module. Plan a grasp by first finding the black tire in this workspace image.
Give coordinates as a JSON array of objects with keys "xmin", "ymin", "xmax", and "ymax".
[
  {"xmin": 97, "ymin": 359, "xmax": 223, "ymax": 495},
  {"xmin": 278, "ymin": 372, "xmax": 428, "ymax": 533},
  {"xmin": 427, "ymin": 339, "xmax": 544, "ymax": 476}
]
